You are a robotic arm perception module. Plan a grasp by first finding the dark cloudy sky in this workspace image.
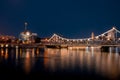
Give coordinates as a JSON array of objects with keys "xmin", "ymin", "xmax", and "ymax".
[{"xmin": 0, "ymin": 0, "xmax": 120, "ymax": 38}]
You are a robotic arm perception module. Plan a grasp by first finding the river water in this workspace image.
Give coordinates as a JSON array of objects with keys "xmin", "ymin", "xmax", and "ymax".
[{"xmin": 0, "ymin": 47, "xmax": 120, "ymax": 80}]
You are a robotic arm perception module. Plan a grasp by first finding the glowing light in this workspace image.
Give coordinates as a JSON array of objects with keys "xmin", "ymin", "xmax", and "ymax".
[
  {"xmin": 1, "ymin": 44, "xmax": 4, "ymax": 47},
  {"xmin": 80, "ymin": 39, "xmax": 83, "ymax": 41},
  {"xmin": 88, "ymin": 39, "xmax": 90, "ymax": 41},
  {"xmin": 119, "ymin": 38, "xmax": 120, "ymax": 40},
  {"xmin": 6, "ymin": 44, "xmax": 8, "ymax": 47},
  {"xmin": 96, "ymin": 36, "xmax": 99, "ymax": 39},
  {"xmin": 26, "ymin": 32, "xmax": 30, "ymax": 36},
  {"xmin": 102, "ymin": 34, "xmax": 104, "ymax": 36},
  {"xmin": 112, "ymin": 27, "xmax": 115, "ymax": 30},
  {"xmin": 16, "ymin": 46, "xmax": 18, "ymax": 48}
]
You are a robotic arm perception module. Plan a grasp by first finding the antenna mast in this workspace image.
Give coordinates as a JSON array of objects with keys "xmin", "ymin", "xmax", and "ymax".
[{"xmin": 24, "ymin": 22, "xmax": 28, "ymax": 30}]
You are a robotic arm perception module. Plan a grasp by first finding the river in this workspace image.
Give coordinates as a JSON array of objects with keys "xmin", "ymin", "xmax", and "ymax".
[{"xmin": 0, "ymin": 47, "xmax": 120, "ymax": 80}]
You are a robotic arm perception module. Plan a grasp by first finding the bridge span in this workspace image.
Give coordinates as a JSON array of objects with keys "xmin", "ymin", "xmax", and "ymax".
[{"xmin": 42, "ymin": 27, "xmax": 120, "ymax": 50}]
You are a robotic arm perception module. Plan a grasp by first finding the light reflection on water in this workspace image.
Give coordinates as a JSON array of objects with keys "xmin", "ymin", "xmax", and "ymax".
[{"xmin": 0, "ymin": 47, "xmax": 120, "ymax": 79}]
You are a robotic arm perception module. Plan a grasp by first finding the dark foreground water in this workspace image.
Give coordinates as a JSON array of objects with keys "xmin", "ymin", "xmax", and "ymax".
[{"xmin": 0, "ymin": 47, "xmax": 120, "ymax": 80}]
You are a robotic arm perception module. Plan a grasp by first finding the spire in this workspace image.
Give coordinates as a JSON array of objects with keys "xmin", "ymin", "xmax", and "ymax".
[
  {"xmin": 24, "ymin": 22, "xmax": 28, "ymax": 30},
  {"xmin": 91, "ymin": 32, "xmax": 94, "ymax": 40}
]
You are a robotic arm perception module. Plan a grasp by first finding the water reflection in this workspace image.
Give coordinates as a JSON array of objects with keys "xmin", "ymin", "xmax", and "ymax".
[
  {"xmin": 4, "ymin": 48, "xmax": 8, "ymax": 60},
  {"xmin": 43, "ymin": 47, "xmax": 120, "ymax": 79},
  {"xmin": 0, "ymin": 48, "xmax": 9, "ymax": 60},
  {"xmin": 21, "ymin": 48, "xmax": 36, "ymax": 74},
  {"xmin": 0, "ymin": 47, "xmax": 120, "ymax": 79}
]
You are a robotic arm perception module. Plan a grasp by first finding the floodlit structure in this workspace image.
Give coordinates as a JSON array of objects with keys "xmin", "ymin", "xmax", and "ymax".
[{"xmin": 19, "ymin": 22, "xmax": 37, "ymax": 44}]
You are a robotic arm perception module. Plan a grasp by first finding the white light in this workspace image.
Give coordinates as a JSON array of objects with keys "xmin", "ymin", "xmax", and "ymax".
[
  {"xmin": 26, "ymin": 32, "xmax": 30, "ymax": 35},
  {"xmin": 96, "ymin": 36, "xmax": 99, "ymax": 39},
  {"xmin": 6, "ymin": 44, "xmax": 8, "ymax": 47},
  {"xmin": 112, "ymin": 27, "xmax": 115, "ymax": 29},
  {"xmin": 102, "ymin": 34, "xmax": 104, "ymax": 36},
  {"xmin": 107, "ymin": 36, "xmax": 110, "ymax": 40},
  {"xmin": 119, "ymin": 38, "xmax": 120, "ymax": 40}
]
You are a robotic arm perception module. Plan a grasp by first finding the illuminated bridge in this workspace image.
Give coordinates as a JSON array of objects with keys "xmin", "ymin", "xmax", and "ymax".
[{"xmin": 43, "ymin": 27, "xmax": 120, "ymax": 48}]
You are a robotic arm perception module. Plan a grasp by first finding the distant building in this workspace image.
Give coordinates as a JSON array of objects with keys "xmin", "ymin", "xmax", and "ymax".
[
  {"xmin": 19, "ymin": 22, "xmax": 38, "ymax": 44},
  {"xmin": 40, "ymin": 37, "xmax": 50, "ymax": 43},
  {"xmin": 0, "ymin": 35, "xmax": 16, "ymax": 43}
]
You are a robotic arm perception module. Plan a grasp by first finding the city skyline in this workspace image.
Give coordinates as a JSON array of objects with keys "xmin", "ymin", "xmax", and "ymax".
[
  {"xmin": 0, "ymin": 0, "xmax": 120, "ymax": 38},
  {"xmin": 0, "ymin": 1, "xmax": 120, "ymax": 79}
]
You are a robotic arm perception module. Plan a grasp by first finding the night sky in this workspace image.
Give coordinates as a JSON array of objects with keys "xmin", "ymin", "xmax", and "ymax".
[{"xmin": 0, "ymin": 0, "xmax": 120, "ymax": 38}]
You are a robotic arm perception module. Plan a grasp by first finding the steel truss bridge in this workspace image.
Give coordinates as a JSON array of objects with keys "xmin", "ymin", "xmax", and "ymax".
[{"xmin": 44, "ymin": 27, "xmax": 120, "ymax": 47}]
